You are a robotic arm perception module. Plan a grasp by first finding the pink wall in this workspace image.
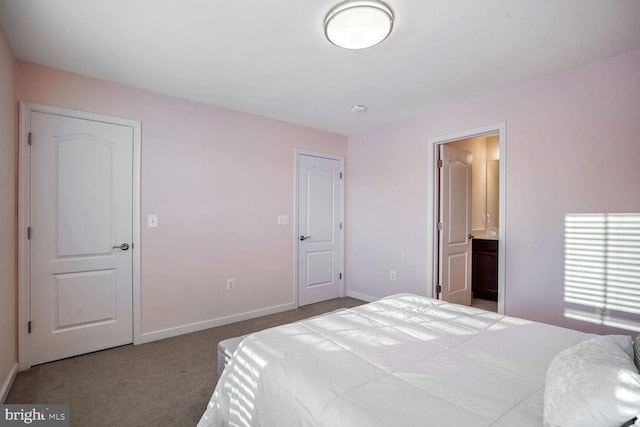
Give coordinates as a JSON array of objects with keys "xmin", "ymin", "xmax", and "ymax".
[
  {"xmin": 347, "ymin": 49, "xmax": 640, "ymax": 335},
  {"xmin": 0, "ymin": 25, "xmax": 17, "ymax": 396},
  {"xmin": 5, "ymin": 38, "xmax": 639, "ymax": 370},
  {"xmin": 15, "ymin": 62, "xmax": 347, "ymax": 337}
]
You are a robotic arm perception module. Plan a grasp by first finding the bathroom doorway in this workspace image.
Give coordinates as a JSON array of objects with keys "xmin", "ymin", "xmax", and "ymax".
[{"xmin": 427, "ymin": 124, "xmax": 506, "ymax": 314}]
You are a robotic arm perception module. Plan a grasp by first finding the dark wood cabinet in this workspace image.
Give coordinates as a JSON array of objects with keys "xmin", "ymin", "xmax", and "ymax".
[{"xmin": 472, "ymin": 239, "xmax": 498, "ymax": 301}]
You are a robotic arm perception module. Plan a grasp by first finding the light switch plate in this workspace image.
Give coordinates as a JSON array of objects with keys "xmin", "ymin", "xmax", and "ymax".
[
  {"xmin": 278, "ymin": 215, "xmax": 289, "ymax": 225},
  {"xmin": 147, "ymin": 214, "xmax": 158, "ymax": 228}
]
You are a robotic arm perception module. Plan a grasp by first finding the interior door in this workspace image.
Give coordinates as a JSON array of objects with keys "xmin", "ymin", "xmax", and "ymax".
[
  {"xmin": 438, "ymin": 144, "xmax": 473, "ymax": 305},
  {"xmin": 297, "ymin": 153, "xmax": 343, "ymax": 306},
  {"xmin": 29, "ymin": 111, "xmax": 134, "ymax": 365}
]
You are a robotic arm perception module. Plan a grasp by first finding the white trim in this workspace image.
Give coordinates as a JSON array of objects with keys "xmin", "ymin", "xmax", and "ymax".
[
  {"xmin": 138, "ymin": 301, "xmax": 297, "ymax": 344},
  {"xmin": 294, "ymin": 149, "xmax": 345, "ymax": 305},
  {"xmin": 18, "ymin": 103, "xmax": 30, "ymax": 371},
  {"xmin": 18, "ymin": 102, "xmax": 142, "ymax": 370},
  {"xmin": 292, "ymin": 150, "xmax": 300, "ymax": 306},
  {"xmin": 0, "ymin": 363, "xmax": 18, "ymax": 403},
  {"xmin": 346, "ymin": 290, "xmax": 378, "ymax": 303},
  {"xmin": 131, "ymin": 119, "xmax": 142, "ymax": 346},
  {"xmin": 427, "ymin": 123, "xmax": 506, "ymax": 314}
]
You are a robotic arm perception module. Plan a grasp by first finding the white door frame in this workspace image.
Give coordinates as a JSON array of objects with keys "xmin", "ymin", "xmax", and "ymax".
[
  {"xmin": 293, "ymin": 149, "xmax": 345, "ymax": 306},
  {"xmin": 18, "ymin": 102, "xmax": 142, "ymax": 370},
  {"xmin": 427, "ymin": 123, "xmax": 506, "ymax": 314}
]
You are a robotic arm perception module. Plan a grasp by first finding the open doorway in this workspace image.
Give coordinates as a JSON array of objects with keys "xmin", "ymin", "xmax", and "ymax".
[{"xmin": 427, "ymin": 123, "xmax": 506, "ymax": 314}]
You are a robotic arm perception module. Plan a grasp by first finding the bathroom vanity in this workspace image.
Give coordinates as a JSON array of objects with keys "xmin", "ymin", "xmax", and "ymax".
[{"xmin": 472, "ymin": 237, "xmax": 498, "ymax": 301}]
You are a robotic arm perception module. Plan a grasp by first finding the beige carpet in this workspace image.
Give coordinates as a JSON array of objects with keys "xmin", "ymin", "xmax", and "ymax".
[{"xmin": 6, "ymin": 297, "xmax": 365, "ymax": 427}]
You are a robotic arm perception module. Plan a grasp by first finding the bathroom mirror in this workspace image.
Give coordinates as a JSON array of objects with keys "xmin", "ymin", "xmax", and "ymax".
[{"xmin": 486, "ymin": 159, "xmax": 499, "ymax": 232}]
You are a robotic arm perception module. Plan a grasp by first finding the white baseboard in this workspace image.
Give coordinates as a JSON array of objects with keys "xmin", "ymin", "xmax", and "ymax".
[
  {"xmin": 1, "ymin": 363, "xmax": 18, "ymax": 403},
  {"xmin": 346, "ymin": 290, "xmax": 378, "ymax": 303},
  {"xmin": 136, "ymin": 301, "xmax": 298, "ymax": 344}
]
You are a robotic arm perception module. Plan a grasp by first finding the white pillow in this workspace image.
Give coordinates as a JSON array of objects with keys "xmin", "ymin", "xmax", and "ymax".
[{"xmin": 543, "ymin": 335, "xmax": 640, "ymax": 427}]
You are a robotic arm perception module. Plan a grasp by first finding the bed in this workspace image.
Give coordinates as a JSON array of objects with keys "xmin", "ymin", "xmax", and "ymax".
[{"xmin": 198, "ymin": 293, "xmax": 640, "ymax": 427}]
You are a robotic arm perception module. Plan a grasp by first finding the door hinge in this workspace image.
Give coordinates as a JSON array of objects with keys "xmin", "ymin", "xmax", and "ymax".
[
  {"xmin": 28, "ymin": 321, "xmax": 31, "ymax": 334},
  {"xmin": 340, "ymin": 172, "xmax": 343, "ymax": 179},
  {"xmin": 437, "ymin": 159, "xmax": 443, "ymax": 168},
  {"xmin": 28, "ymin": 132, "xmax": 32, "ymax": 146},
  {"xmin": 339, "ymin": 273, "xmax": 342, "ymax": 280},
  {"xmin": 27, "ymin": 227, "xmax": 31, "ymax": 239},
  {"xmin": 436, "ymin": 285, "xmax": 442, "ymax": 294},
  {"xmin": 340, "ymin": 222, "xmax": 343, "ymax": 230},
  {"xmin": 437, "ymin": 222, "xmax": 443, "ymax": 231}
]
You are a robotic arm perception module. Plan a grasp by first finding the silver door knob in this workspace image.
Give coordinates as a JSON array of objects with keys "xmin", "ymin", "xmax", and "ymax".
[
  {"xmin": 112, "ymin": 243, "xmax": 130, "ymax": 251},
  {"xmin": 299, "ymin": 235, "xmax": 311, "ymax": 241}
]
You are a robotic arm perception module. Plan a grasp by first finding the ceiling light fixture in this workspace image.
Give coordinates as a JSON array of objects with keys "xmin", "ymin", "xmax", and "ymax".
[{"xmin": 324, "ymin": 0, "xmax": 394, "ymax": 50}]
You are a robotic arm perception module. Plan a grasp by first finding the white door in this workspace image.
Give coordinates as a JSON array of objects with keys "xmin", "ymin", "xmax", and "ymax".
[
  {"xmin": 438, "ymin": 145, "xmax": 472, "ymax": 305},
  {"xmin": 29, "ymin": 111, "xmax": 134, "ymax": 365},
  {"xmin": 297, "ymin": 154, "xmax": 343, "ymax": 306}
]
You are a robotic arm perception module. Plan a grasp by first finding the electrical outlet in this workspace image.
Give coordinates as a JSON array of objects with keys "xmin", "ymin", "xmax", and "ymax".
[
  {"xmin": 226, "ymin": 279, "xmax": 235, "ymax": 290},
  {"xmin": 390, "ymin": 270, "xmax": 397, "ymax": 281},
  {"xmin": 597, "ymin": 306, "xmax": 609, "ymax": 319}
]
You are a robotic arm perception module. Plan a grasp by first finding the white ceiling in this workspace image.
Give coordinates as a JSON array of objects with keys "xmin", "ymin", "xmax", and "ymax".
[{"xmin": 1, "ymin": 0, "xmax": 640, "ymax": 136}]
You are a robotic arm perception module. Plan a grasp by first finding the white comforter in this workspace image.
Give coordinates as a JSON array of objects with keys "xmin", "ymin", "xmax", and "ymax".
[{"xmin": 198, "ymin": 294, "xmax": 590, "ymax": 427}]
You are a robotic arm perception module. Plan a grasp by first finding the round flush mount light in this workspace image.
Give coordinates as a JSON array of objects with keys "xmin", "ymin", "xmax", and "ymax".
[
  {"xmin": 324, "ymin": 0, "xmax": 394, "ymax": 50},
  {"xmin": 350, "ymin": 105, "xmax": 368, "ymax": 113}
]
